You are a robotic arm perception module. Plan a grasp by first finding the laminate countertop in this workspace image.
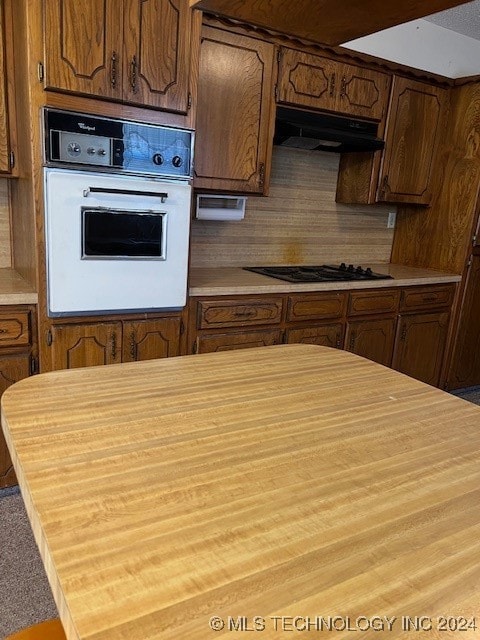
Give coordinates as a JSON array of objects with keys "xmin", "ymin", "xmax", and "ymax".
[
  {"xmin": 0, "ymin": 268, "xmax": 37, "ymax": 304},
  {"xmin": 189, "ymin": 264, "xmax": 461, "ymax": 296},
  {"xmin": 2, "ymin": 345, "xmax": 480, "ymax": 639}
]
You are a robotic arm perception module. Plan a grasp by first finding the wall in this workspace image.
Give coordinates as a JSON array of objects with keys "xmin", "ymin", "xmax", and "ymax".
[
  {"xmin": 0, "ymin": 179, "xmax": 12, "ymax": 267},
  {"xmin": 190, "ymin": 147, "xmax": 395, "ymax": 268}
]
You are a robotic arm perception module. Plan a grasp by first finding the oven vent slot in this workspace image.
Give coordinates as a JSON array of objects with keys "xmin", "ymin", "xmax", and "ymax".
[{"xmin": 196, "ymin": 195, "xmax": 246, "ymax": 221}]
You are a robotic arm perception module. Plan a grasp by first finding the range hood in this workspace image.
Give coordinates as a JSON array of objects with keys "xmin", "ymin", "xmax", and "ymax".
[{"xmin": 274, "ymin": 106, "xmax": 385, "ymax": 153}]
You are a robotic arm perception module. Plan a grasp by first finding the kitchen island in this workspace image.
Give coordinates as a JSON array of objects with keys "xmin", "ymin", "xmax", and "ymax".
[{"xmin": 2, "ymin": 345, "xmax": 480, "ymax": 639}]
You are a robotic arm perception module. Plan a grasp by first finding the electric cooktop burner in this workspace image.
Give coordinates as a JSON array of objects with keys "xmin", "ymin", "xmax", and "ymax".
[{"xmin": 244, "ymin": 264, "xmax": 393, "ymax": 283}]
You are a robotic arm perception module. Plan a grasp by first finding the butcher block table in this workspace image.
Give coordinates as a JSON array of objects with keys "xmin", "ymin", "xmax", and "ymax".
[{"xmin": 2, "ymin": 345, "xmax": 480, "ymax": 640}]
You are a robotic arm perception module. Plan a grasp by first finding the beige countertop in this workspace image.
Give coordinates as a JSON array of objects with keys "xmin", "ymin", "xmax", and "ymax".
[
  {"xmin": 189, "ymin": 264, "xmax": 462, "ymax": 296},
  {"xmin": 0, "ymin": 269, "xmax": 38, "ymax": 305}
]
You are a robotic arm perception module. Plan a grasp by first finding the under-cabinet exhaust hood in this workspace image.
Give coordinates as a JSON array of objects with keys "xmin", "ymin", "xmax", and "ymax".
[{"xmin": 274, "ymin": 106, "xmax": 385, "ymax": 153}]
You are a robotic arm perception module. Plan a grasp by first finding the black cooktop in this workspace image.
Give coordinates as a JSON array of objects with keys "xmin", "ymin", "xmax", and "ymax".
[{"xmin": 244, "ymin": 264, "xmax": 393, "ymax": 283}]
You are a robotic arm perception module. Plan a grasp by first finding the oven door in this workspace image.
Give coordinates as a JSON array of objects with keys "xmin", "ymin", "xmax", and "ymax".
[{"xmin": 44, "ymin": 169, "xmax": 191, "ymax": 316}]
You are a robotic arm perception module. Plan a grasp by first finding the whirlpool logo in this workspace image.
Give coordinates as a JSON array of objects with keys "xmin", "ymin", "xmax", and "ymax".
[{"xmin": 78, "ymin": 122, "xmax": 96, "ymax": 132}]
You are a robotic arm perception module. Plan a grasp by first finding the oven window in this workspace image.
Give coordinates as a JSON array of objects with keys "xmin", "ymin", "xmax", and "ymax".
[{"xmin": 82, "ymin": 208, "xmax": 166, "ymax": 259}]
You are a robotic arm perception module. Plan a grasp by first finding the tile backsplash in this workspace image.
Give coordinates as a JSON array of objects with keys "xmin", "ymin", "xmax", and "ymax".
[{"xmin": 190, "ymin": 147, "xmax": 395, "ymax": 268}]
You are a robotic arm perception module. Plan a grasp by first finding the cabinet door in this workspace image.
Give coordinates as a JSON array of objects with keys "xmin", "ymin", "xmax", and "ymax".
[
  {"xmin": 43, "ymin": 0, "xmax": 123, "ymax": 99},
  {"xmin": 336, "ymin": 64, "xmax": 390, "ymax": 120},
  {"xmin": 378, "ymin": 77, "xmax": 447, "ymax": 205},
  {"xmin": 277, "ymin": 47, "xmax": 337, "ymax": 112},
  {"xmin": 447, "ymin": 255, "xmax": 480, "ymax": 389},
  {"xmin": 0, "ymin": 0, "xmax": 13, "ymax": 173},
  {"xmin": 195, "ymin": 329, "xmax": 282, "ymax": 354},
  {"xmin": 50, "ymin": 322, "xmax": 122, "ymax": 370},
  {"xmin": 346, "ymin": 317, "xmax": 396, "ymax": 366},
  {"xmin": 194, "ymin": 26, "xmax": 275, "ymax": 193},
  {"xmin": 393, "ymin": 312, "xmax": 449, "ymax": 386},
  {"xmin": 0, "ymin": 355, "xmax": 30, "ymax": 488},
  {"xmin": 286, "ymin": 323, "xmax": 344, "ymax": 349},
  {"xmin": 123, "ymin": 0, "xmax": 191, "ymax": 112},
  {"xmin": 122, "ymin": 317, "xmax": 181, "ymax": 362}
]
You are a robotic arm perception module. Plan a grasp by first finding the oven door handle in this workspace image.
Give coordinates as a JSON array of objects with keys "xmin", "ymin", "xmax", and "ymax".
[{"xmin": 83, "ymin": 187, "xmax": 168, "ymax": 203}]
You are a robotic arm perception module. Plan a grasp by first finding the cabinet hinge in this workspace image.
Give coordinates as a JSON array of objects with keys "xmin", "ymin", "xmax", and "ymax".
[
  {"xmin": 30, "ymin": 356, "xmax": 39, "ymax": 375},
  {"xmin": 9, "ymin": 151, "xmax": 15, "ymax": 170},
  {"xmin": 274, "ymin": 84, "xmax": 278, "ymax": 102},
  {"xmin": 46, "ymin": 329, "xmax": 52, "ymax": 346},
  {"xmin": 37, "ymin": 62, "xmax": 45, "ymax": 83},
  {"xmin": 180, "ymin": 319, "xmax": 185, "ymax": 335},
  {"xmin": 467, "ymin": 256, "xmax": 473, "ymax": 268},
  {"xmin": 472, "ymin": 234, "xmax": 477, "ymax": 246},
  {"xmin": 277, "ymin": 48, "xmax": 281, "ymax": 63},
  {"xmin": 187, "ymin": 92, "xmax": 192, "ymax": 110}
]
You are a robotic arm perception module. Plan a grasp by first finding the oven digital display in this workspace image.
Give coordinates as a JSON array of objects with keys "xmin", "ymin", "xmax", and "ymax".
[{"xmin": 82, "ymin": 209, "xmax": 166, "ymax": 260}]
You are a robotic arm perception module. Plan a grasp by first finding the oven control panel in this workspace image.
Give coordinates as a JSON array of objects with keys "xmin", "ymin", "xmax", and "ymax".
[{"xmin": 44, "ymin": 109, "xmax": 193, "ymax": 179}]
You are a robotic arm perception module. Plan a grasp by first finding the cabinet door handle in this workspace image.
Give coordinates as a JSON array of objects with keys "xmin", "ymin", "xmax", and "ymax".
[
  {"xmin": 130, "ymin": 55, "xmax": 138, "ymax": 93},
  {"xmin": 349, "ymin": 331, "xmax": 356, "ymax": 350},
  {"xmin": 129, "ymin": 332, "xmax": 137, "ymax": 361},
  {"xmin": 336, "ymin": 334, "xmax": 341, "ymax": 349},
  {"xmin": 340, "ymin": 76, "xmax": 347, "ymax": 98},
  {"xmin": 111, "ymin": 333, "xmax": 117, "ymax": 360},
  {"xmin": 422, "ymin": 295, "xmax": 438, "ymax": 303},
  {"xmin": 110, "ymin": 51, "xmax": 117, "ymax": 88},
  {"xmin": 329, "ymin": 73, "xmax": 336, "ymax": 97},
  {"xmin": 400, "ymin": 325, "xmax": 407, "ymax": 341},
  {"xmin": 258, "ymin": 162, "xmax": 265, "ymax": 189},
  {"xmin": 233, "ymin": 309, "xmax": 256, "ymax": 318}
]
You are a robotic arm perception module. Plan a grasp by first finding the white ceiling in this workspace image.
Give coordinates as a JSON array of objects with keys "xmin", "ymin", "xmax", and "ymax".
[
  {"xmin": 342, "ymin": 0, "xmax": 480, "ymax": 79},
  {"xmin": 424, "ymin": 0, "xmax": 480, "ymax": 40}
]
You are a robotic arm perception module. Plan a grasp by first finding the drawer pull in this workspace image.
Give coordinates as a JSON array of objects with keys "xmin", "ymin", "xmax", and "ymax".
[
  {"xmin": 349, "ymin": 331, "xmax": 356, "ymax": 350},
  {"xmin": 233, "ymin": 310, "xmax": 256, "ymax": 317},
  {"xmin": 422, "ymin": 295, "xmax": 438, "ymax": 302},
  {"xmin": 0, "ymin": 328, "xmax": 7, "ymax": 333}
]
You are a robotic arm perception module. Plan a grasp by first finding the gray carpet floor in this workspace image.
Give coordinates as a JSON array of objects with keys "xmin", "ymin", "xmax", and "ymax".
[{"xmin": 1, "ymin": 385, "xmax": 479, "ymax": 638}]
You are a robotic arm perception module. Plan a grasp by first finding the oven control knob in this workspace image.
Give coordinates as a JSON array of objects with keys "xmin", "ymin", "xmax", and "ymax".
[
  {"xmin": 152, "ymin": 153, "xmax": 164, "ymax": 166},
  {"xmin": 356, "ymin": 266, "xmax": 364, "ymax": 274},
  {"xmin": 172, "ymin": 155, "xmax": 183, "ymax": 168},
  {"xmin": 67, "ymin": 142, "xmax": 81, "ymax": 156},
  {"xmin": 97, "ymin": 149, "xmax": 107, "ymax": 156},
  {"xmin": 87, "ymin": 147, "xmax": 96, "ymax": 155},
  {"xmin": 365, "ymin": 268, "xmax": 373, "ymax": 276},
  {"xmin": 347, "ymin": 264, "xmax": 355, "ymax": 273}
]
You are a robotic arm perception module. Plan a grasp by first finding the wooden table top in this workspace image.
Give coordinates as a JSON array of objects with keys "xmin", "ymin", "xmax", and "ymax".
[{"xmin": 2, "ymin": 345, "xmax": 480, "ymax": 639}]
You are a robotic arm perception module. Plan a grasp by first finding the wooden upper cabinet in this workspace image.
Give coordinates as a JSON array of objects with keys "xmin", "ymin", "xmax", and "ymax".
[
  {"xmin": 123, "ymin": 0, "xmax": 191, "ymax": 112},
  {"xmin": 44, "ymin": 0, "xmax": 192, "ymax": 112},
  {"xmin": 0, "ymin": 0, "xmax": 16, "ymax": 174},
  {"xmin": 193, "ymin": 26, "xmax": 276, "ymax": 194},
  {"xmin": 377, "ymin": 76, "xmax": 448, "ymax": 205},
  {"xmin": 44, "ymin": 0, "xmax": 123, "ymax": 99},
  {"xmin": 278, "ymin": 48, "xmax": 337, "ymax": 112},
  {"xmin": 278, "ymin": 48, "xmax": 390, "ymax": 121}
]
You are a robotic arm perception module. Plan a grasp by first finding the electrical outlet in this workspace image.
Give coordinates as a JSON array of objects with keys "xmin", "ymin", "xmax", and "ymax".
[{"xmin": 387, "ymin": 211, "xmax": 396, "ymax": 229}]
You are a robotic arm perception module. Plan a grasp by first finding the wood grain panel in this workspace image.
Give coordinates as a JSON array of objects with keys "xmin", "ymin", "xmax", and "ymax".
[
  {"xmin": 189, "ymin": 0, "xmax": 469, "ymax": 46},
  {"xmin": 278, "ymin": 48, "xmax": 337, "ymax": 111},
  {"xmin": 122, "ymin": 317, "xmax": 181, "ymax": 362},
  {"xmin": 44, "ymin": 0, "xmax": 122, "ymax": 98},
  {"xmin": 0, "ymin": 0, "xmax": 10, "ymax": 173},
  {"xmin": 4, "ymin": 345, "xmax": 480, "ymax": 640},
  {"xmin": 287, "ymin": 293, "xmax": 346, "ymax": 322},
  {"xmin": 123, "ymin": 0, "xmax": 191, "ymax": 112},
  {"xmin": 337, "ymin": 63, "xmax": 390, "ymax": 121},
  {"xmin": 197, "ymin": 298, "xmax": 282, "ymax": 328},
  {"xmin": 348, "ymin": 289, "xmax": 400, "ymax": 316},
  {"xmin": 0, "ymin": 180, "xmax": 12, "ymax": 267},
  {"xmin": 391, "ymin": 83, "xmax": 480, "ymax": 274},
  {"xmin": 345, "ymin": 316, "xmax": 396, "ymax": 366},
  {"xmin": 400, "ymin": 285, "xmax": 455, "ymax": 312},
  {"xmin": 195, "ymin": 328, "xmax": 282, "ymax": 352},
  {"xmin": 190, "ymin": 147, "xmax": 395, "ymax": 268},
  {"xmin": 286, "ymin": 323, "xmax": 343, "ymax": 348}
]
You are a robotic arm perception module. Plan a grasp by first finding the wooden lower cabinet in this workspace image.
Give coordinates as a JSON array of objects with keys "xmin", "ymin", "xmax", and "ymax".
[
  {"xmin": 345, "ymin": 317, "xmax": 397, "ymax": 366},
  {"xmin": 122, "ymin": 318, "xmax": 181, "ymax": 362},
  {"xmin": 49, "ymin": 317, "xmax": 182, "ymax": 370},
  {"xmin": 194, "ymin": 329, "xmax": 282, "ymax": 354},
  {"xmin": 0, "ymin": 354, "xmax": 31, "ymax": 487},
  {"xmin": 286, "ymin": 323, "xmax": 344, "ymax": 349},
  {"xmin": 392, "ymin": 312, "xmax": 450, "ymax": 386}
]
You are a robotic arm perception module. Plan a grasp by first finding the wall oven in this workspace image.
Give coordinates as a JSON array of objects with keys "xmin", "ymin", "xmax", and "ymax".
[{"xmin": 43, "ymin": 109, "xmax": 193, "ymax": 317}]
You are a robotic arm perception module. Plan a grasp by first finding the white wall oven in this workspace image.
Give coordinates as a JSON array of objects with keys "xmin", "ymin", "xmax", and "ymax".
[{"xmin": 43, "ymin": 109, "xmax": 193, "ymax": 317}]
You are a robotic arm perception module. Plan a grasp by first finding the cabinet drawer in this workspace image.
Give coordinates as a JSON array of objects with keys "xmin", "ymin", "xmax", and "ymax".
[
  {"xmin": 348, "ymin": 289, "xmax": 400, "ymax": 316},
  {"xmin": 0, "ymin": 312, "xmax": 30, "ymax": 347},
  {"xmin": 400, "ymin": 285, "xmax": 455, "ymax": 312},
  {"xmin": 287, "ymin": 293, "xmax": 346, "ymax": 322},
  {"xmin": 197, "ymin": 298, "xmax": 283, "ymax": 329},
  {"xmin": 286, "ymin": 323, "xmax": 344, "ymax": 349},
  {"xmin": 195, "ymin": 329, "xmax": 282, "ymax": 353}
]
